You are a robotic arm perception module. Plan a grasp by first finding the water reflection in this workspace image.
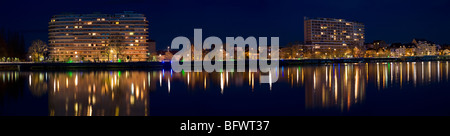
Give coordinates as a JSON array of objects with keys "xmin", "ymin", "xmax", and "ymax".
[{"xmin": 1, "ymin": 61, "xmax": 450, "ymax": 116}]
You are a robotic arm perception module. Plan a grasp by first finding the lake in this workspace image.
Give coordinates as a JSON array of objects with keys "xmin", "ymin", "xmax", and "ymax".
[{"xmin": 1, "ymin": 61, "xmax": 450, "ymax": 116}]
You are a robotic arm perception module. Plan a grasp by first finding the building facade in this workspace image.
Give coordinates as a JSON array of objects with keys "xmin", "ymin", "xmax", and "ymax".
[
  {"xmin": 48, "ymin": 11, "xmax": 153, "ymax": 62},
  {"xmin": 304, "ymin": 17, "xmax": 365, "ymax": 50}
]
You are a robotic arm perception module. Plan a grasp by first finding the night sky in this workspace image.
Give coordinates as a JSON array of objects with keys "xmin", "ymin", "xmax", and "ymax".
[{"xmin": 0, "ymin": 0, "xmax": 449, "ymax": 50}]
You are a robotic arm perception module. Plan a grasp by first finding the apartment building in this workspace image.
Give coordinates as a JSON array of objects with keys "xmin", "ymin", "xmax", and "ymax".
[{"xmin": 48, "ymin": 11, "xmax": 154, "ymax": 62}]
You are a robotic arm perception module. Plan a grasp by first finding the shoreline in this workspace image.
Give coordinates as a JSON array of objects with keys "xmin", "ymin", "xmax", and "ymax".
[{"xmin": 1, "ymin": 56, "xmax": 449, "ymax": 71}]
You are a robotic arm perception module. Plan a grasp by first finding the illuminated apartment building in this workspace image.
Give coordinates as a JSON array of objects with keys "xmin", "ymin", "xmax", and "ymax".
[
  {"xmin": 49, "ymin": 11, "xmax": 154, "ymax": 62},
  {"xmin": 304, "ymin": 17, "xmax": 364, "ymax": 50}
]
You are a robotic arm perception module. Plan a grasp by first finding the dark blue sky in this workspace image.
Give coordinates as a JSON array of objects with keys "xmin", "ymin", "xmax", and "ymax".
[{"xmin": 1, "ymin": 0, "xmax": 449, "ymax": 50}]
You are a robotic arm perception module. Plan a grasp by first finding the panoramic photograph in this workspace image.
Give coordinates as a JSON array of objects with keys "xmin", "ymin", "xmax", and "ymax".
[{"xmin": 1, "ymin": 0, "xmax": 449, "ymax": 134}]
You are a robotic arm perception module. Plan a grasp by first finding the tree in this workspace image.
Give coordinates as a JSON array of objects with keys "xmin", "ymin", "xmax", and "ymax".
[
  {"xmin": 28, "ymin": 39, "xmax": 48, "ymax": 62},
  {"xmin": 101, "ymin": 46, "xmax": 120, "ymax": 62},
  {"xmin": 114, "ymin": 45, "xmax": 126, "ymax": 62}
]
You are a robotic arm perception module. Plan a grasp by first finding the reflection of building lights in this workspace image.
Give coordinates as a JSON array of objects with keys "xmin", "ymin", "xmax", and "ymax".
[
  {"xmin": 269, "ymin": 70, "xmax": 272, "ymax": 90},
  {"xmin": 130, "ymin": 96, "xmax": 135, "ymax": 105},
  {"xmin": 131, "ymin": 83, "xmax": 134, "ymax": 94},
  {"xmin": 136, "ymin": 86, "xmax": 140, "ymax": 98},
  {"xmin": 159, "ymin": 73, "xmax": 162, "ymax": 87},
  {"xmin": 92, "ymin": 96, "xmax": 96, "ymax": 105},
  {"xmin": 168, "ymin": 78, "xmax": 171, "ymax": 93},
  {"xmin": 220, "ymin": 73, "xmax": 224, "ymax": 94},
  {"xmin": 75, "ymin": 75, "xmax": 78, "ymax": 86},
  {"xmin": 53, "ymin": 80, "xmax": 56, "ymax": 92}
]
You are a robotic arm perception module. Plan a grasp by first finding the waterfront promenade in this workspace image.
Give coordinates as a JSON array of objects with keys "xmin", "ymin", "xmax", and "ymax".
[{"xmin": 1, "ymin": 56, "xmax": 449, "ymax": 70}]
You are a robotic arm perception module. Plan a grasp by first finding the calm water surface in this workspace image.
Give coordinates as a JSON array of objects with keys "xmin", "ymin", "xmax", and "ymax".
[{"xmin": 1, "ymin": 61, "xmax": 450, "ymax": 116}]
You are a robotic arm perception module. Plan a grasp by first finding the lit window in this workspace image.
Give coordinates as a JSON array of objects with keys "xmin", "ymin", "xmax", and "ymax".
[
  {"xmin": 346, "ymin": 23, "xmax": 351, "ymax": 25},
  {"xmin": 92, "ymin": 33, "xmax": 96, "ymax": 36},
  {"xmin": 320, "ymin": 32, "xmax": 324, "ymax": 35},
  {"xmin": 87, "ymin": 22, "xmax": 92, "ymax": 25},
  {"xmin": 79, "ymin": 19, "xmax": 82, "ymax": 21},
  {"xmin": 129, "ymin": 32, "xmax": 134, "ymax": 35},
  {"xmin": 74, "ymin": 26, "xmax": 78, "ymax": 28},
  {"xmin": 346, "ymin": 36, "xmax": 350, "ymax": 38},
  {"xmin": 97, "ymin": 18, "xmax": 100, "ymax": 21},
  {"xmin": 125, "ymin": 26, "xmax": 129, "ymax": 28},
  {"xmin": 65, "ymin": 26, "xmax": 68, "ymax": 29},
  {"xmin": 116, "ymin": 22, "xmax": 119, "ymax": 24},
  {"xmin": 130, "ymin": 44, "xmax": 134, "ymax": 46},
  {"xmin": 135, "ymin": 40, "xmax": 139, "ymax": 43},
  {"xmin": 101, "ymin": 18, "xmax": 105, "ymax": 21}
]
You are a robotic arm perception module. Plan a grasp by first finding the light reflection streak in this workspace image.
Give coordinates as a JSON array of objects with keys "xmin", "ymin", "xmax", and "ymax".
[
  {"xmin": 377, "ymin": 63, "xmax": 380, "ymax": 90},
  {"xmin": 422, "ymin": 62, "xmax": 424, "ymax": 83},
  {"xmin": 296, "ymin": 68, "xmax": 298, "ymax": 84},
  {"xmin": 414, "ymin": 62, "xmax": 417, "ymax": 86},
  {"xmin": 438, "ymin": 61, "xmax": 440, "ymax": 83},
  {"xmin": 220, "ymin": 73, "xmax": 224, "ymax": 94},
  {"xmin": 355, "ymin": 68, "xmax": 359, "ymax": 100},
  {"xmin": 428, "ymin": 61, "xmax": 431, "ymax": 83},
  {"xmin": 400, "ymin": 62, "xmax": 402, "ymax": 88},
  {"xmin": 334, "ymin": 68, "xmax": 337, "ymax": 102},
  {"xmin": 407, "ymin": 62, "xmax": 409, "ymax": 82},
  {"xmin": 168, "ymin": 78, "xmax": 170, "ymax": 93},
  {"xmin": 269, "ymin": 70, "xmax": 272, "ymax": 90}
]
